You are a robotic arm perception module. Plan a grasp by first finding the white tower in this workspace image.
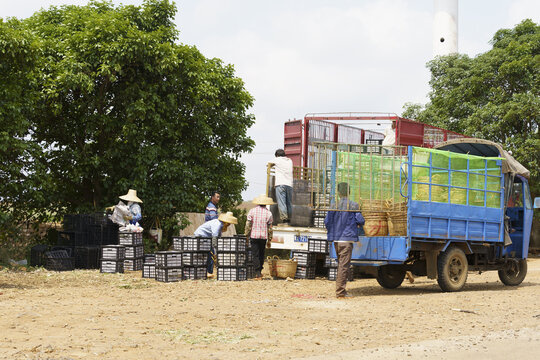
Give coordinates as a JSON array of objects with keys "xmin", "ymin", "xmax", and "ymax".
[{"xmin": 433, "ymin": 0, "xmax": 458, "ymax": 56}]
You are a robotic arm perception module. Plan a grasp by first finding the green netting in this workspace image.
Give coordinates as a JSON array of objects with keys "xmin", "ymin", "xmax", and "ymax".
[
  {"xmin": 334, "ymin": 151, "xmax": 406, "ymax": 205},
  {"xmin": 411, "ymin": 147, "xmax": 502, "ymax": 207}
]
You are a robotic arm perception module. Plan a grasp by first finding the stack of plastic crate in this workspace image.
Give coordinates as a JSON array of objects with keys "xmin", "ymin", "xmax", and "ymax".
[
  {"xmin": 216, "ymin": 237, "xmax": 247, "ymax": 281},
  {"xmin": 100, "ymin": 245, "xmax": 125, "ymax": 273},
  {"xmin": 119, "ymin": 231, "xmax": 144, "ymax": 271},
  {"xmin": 174, "ymin": 237, "xmax": 210, "ymax": 280},
  {"xmin": 292, "ymin": 250, "xmax": 317, "ymax": 279},
  {"xmin": 244, "ymin": 237, "xmax": 255, "ymax": 279},
  {"xmin": 142, "ymin": 254, "xmax": 156, "ymax": 278},
  {"xmin": 325, "ymin": 255, "xmax": 353, "ymax": 281},
  {"xmin": 155, "ymin": 251, "xmax": 182, "ymax": 282}
]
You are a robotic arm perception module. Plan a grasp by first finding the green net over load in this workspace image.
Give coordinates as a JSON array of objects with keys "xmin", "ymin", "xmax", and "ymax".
[
  {"xmin": 411, "ymin": 147, "xmax": 502, "ymax": 208},
  {"xmin": 333, "ymin": 151, "xmax": 406, "ymax": 208}
]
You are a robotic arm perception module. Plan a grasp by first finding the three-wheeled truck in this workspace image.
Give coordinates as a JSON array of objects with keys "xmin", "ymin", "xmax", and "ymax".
[{"xmin": 316, "ymin": 138, "xmax": 538, "ymax": 292}]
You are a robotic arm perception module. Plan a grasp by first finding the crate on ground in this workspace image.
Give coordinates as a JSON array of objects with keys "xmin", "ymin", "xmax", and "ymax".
[
  {"xmin": 45, "ymin": 250, "xmax": 74, "ymax": 271},
  {"xmin": 144, "ymin": 254, "xmax": 156, "ymax": 264},
  {"xmin": 142, "ymin": 264, "xmax": 156, "ymax": 278},
  {"xmin": 125, "ymin": 245, "xmax": 144, "ymax": 259},
  {"xmin": 172, "ymin": 237, "xmax": 183, "ymax": 251},
  {"xmin": 295, "ymin": 265, "xmax": 316, "ymax": 279},
  {"xmin": 118, "ymin": 231, "xmax": 143, "ymax": 246},
  {"xmin": 100, "ymin": 259, "xmax": 124, "ymax": 273},
  {"xmin": 308, "ymin": 238, "xmax": 329, "ymax": 254},
  {"xmin": 325, "ymin": 256, "xmax": 338, "ymax": 268},
  {"xmin": 246, "ymin": 264, "xmax": 255, "ymax": 279},
  {"xmin": 155, "ymin": 251, "xmax": 182, "ymax": 267},
  {"xmin": 182, "ymin": 266, "xmax": 207, "ymax": 280},
  {"xmin": 182, "ymin": 252, "xmax": 208, "ymax": 266},
  {"xmin": 30, "ymin": 244, "xmax": 49, "ymax": 267},
  {"xmin": 217, "ymin": 252, "xmax": 246, "ymax": 267},
  {"xmin": 156, "ymin": 267, "xmax": 182, "ymax": 282},
  {"xmin": 102, "ymin": 245, "xmax": 126, "ymax": 260},
  {"xmin": 124, "ymin": 257, "xmax": 143, "ymax": 271},
  {"xmin": 247, "ymin": 249, "xmax": 253, "ymax": 263},
  {"xmin": 182, "ymin": 237, "xmax": 211, "ymax": 252},
  {"xmin": 328, "ymin": 267, "xmax": 354, "ymax": 281},
  {"xmin": 217, "ymin": 237, "xmax": 247, "ymax": 252},
  {"xmin": 74, "ymin": 246, "xmax": 100, "ymax": 269},
  {"xmin": 291, "ymin": 250, "xmax": 317, "ymax": 267},
  {"xmin": 217, "ymin": 267, "xmax": 247, "ymax": 281}
]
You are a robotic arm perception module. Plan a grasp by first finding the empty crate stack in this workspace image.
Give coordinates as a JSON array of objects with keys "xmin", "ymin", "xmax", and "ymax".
[
  {"xmin": 173, "ymin": 237, "xmax": 210, "ymax": 280},
  {"xmin": 101, "ymin": 245, "xmax": 125, "ymax": 273},
  {"xmin": 142, "ymin": 254, "xmax": 156, "ymax": 278},
  {"xmin": 155, "ymin": 251, "xmax": 183, "ymax": 282},
  {"xmin": 292, "ymin": 250, "xmax": 317, "ymax": 279},
  {"xmin": 216, "ymin": 237, "xmax": 247, "ymax": 281},
  {"xmin": 119, "ymin": 231, "xmax": 144, "ymax": 271}
]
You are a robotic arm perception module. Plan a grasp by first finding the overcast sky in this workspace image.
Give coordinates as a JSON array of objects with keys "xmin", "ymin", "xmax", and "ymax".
[{"xmin": 4, "ymin": 0, "xmax": 539, "ymax": 201}]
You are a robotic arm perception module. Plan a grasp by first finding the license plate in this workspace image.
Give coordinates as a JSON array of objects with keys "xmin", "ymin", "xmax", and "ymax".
[{"xmin": 294, "ymin": 235, "xmax": 309, "ymax": 243}]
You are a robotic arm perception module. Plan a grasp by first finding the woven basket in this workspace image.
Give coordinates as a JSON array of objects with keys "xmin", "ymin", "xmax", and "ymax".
[
  {"xmin": 275, "ymin": 258, "xmax": 298, "ymax": 279},
  {"xmin": 361, "ymin": 199, "xmax": 386, "ymax": 212},
  {"xmin": 363, "ymin": 212, "xmax": 388, "ymax": 237},
  {"xmin": 388, "ymin": 215, "xmax": 407, "ymax": 236}
]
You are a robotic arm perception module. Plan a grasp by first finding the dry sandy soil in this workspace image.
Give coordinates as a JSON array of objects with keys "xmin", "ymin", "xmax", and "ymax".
[{"xmin": 1, "ymin": 258, "xmax": 539, "ymax": 360}]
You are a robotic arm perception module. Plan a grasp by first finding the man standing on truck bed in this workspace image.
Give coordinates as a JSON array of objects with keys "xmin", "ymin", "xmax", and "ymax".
[
  {"xmin": 268, "ymin": 149, "xmax": 293, "ymax": 224},
  {"xmin": 205, "ymin": 191, "xmax": 220, "ymax": 222},
  {"xmin": 325, "ymin": 182, "xmax": 365, "ymax": 298}
]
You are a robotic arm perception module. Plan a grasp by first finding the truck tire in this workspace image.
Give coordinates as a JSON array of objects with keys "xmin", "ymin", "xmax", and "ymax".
[
  {"xmin": 498, "ymin": 259, "xmax": 527, "ymax": 286},
  {"xmin": 376, "ymin": 266, "xmax": 405, "ymax": 289},
  {"xmin": 437, "ymin": 247, "xmax": 468, "ymax": 292}
]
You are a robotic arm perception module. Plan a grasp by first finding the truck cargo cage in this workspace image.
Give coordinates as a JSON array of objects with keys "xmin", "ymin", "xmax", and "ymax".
[
  {"xmin": 118, "ymin": 231, "xmax": 143, "ymax": 246},
  {"xmin": 155, "ymin": 251, "xmax": 182, "ymax": 268}
]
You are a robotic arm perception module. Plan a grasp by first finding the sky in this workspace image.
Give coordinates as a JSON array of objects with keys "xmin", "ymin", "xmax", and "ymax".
[{"xmin": 4, "ymin": 0, "xmax": 540, "ymax": 201}]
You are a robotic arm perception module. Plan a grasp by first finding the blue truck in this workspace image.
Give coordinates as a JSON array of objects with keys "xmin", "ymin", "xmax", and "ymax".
[{"xmin": 327, "ymin": 139, "xmax": 539, "ymax": 292}]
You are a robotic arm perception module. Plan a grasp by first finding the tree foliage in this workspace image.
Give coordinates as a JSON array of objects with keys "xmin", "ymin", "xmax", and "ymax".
[
  {"xmin": 403, "ymin": 19, "xmax": 539, "ymax": 195},
  {"xmin": 0, "ymin": 1, "xmax": 255, "ymax": 227}
]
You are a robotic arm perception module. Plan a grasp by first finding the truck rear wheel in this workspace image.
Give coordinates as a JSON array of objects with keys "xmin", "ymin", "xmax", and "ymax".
[
  {"xmin": 376, "ymin": 266, "xmax": 405, "ymax": 289},
  {"xmin": 498, "ymin": 259, "xmax": 527, "ymax": 286},
  {"xmin": 437, "ymin": 247, "xmax": 468, "ymax": 292}
]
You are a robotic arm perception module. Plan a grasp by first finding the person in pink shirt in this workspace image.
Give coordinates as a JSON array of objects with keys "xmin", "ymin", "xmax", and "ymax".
[{"xmin": 245, "ymin": 195, "xmax": 274, "ymax": 279}]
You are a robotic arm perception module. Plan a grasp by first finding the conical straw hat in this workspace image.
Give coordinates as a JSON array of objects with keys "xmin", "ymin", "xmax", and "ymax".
[
  {"xmin": 119, "ymin": 189, "xmax": 143, "ymax": 203},
  {"xmin": 252, "ymin": 194, "xmax": 275, "ymax": 206},
  {"xmin": 218, "ymin": 211, "xmax": 238, "ymax": 224}
]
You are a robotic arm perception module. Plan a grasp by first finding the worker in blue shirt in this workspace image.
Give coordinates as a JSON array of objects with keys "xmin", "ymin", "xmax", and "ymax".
[
  {"xmin": 205, "ymin": 191, "xmax": 220, "ymax": 222},
  {"xmin": 194, "ymin": 211, "xmax": 237, "ymax": 277},
  {"xmin": 325, "ymin": 182, "xmax": 364, "ymax": 298}
]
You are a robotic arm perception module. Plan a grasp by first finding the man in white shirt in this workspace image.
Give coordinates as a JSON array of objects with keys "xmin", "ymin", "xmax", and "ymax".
[
  {"xmin": 268, "ymin": 149, "xmax": 293, "ymax": 224},
  {"xmin": 382, "ymin": 120, "xmax": 396, "ymax": 146}
]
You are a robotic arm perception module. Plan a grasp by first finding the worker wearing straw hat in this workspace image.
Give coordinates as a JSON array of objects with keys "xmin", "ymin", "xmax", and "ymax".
[
  {"xmin": 194, "ymin": 211, "xmax": 238, "ymax": 277},
  {"xmin": 106, "ymin": 189, "xmax": 143, "ymax": 225},
  {"xmin": 245, "ymin": 195, "xmax": 274, "ymax": 280}
]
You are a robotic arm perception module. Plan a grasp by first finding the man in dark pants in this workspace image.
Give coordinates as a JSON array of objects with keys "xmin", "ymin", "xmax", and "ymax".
[
  {"xmin": 245, "ymin": 195, "xmax": 274, "ymax": 279},
  {"xmin": 325, "ymin": 183, "xmax": 364, "ymax": 298},
  {"xmin": 205, "ymin": 191, "xmax": 220, "ymax": 222}
]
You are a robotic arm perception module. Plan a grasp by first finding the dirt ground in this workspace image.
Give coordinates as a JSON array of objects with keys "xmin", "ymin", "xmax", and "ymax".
[{"xmin": 1, "ymin": 258, "xmax": 539, "ymax": 360}]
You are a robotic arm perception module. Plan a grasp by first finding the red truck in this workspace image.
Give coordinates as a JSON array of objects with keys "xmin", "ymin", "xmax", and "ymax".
[{"xmin": 284, "ymin": 112, "xmax": 467, "ymax": 167}]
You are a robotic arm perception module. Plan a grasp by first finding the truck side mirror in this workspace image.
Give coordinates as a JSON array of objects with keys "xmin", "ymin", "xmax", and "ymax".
[{"xmin": 534, "ymin": 197, "xmax": 540, "ymax": 209}]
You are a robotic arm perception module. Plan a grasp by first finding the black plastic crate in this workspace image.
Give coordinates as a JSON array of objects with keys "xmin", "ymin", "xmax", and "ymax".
[
  {"xmin": 182, "ymin": 237, "xmax": 212, "ymax": 252},
  {"xmin": 45, "ymin": 250, "xmax": 74, "ymax": 271},
  {"xmin": 172, "ymin": 237, "xmax": 183, "ymax": 251},
  {"xmin": 217, "ymin": 267, "xmax": 247, "ymax": 281},
  {"xmin": 30, "ymin": 244, "xmax": 49, "ymax": 267},
  {"xmin": 57, "ymin": 231, "xmax": 86, "ymax": 246},
  {"xmin": 156, "ymin": 267, "xmax": 182, "ymax": 282},
  {"xmin": 182, "ymin": 266, "xmax": 207, "ymax": 280},
  {"xmin": 246, "ymin": 264, "xmax": 255, "ymax": 279},
  {"xmin": 102, "ymin": 245, "xmax": 126, "ymax": 260},
  {"xmin": 142, "ymin": 264, "xmax": 156, "ymax": 278},
  {"xmin": 144, "ymin": 254, "xmax": 156, "ymax": 264},
  {"xmin": 307, "ymin": 238, "xmax": 329, "ymax": 254},
  {"xmin": 246, "ymin": 249, "xmax": 253, "ymax": 263},
  {"xmin": 325, "ymin": 256, "xmax": 338, "ymax": 268},
  {"xmin": 125, "ymin": 245, "xmax": 144, "ymax": 259},
  {"xmin": 118, "ymin": 231, "xmax": 143, "ymax": 246},
  {"xmin": 295, "ymin": 265, "xmax": 316, "ymax": 279},
  {"xmin": 155, "ymin": 251, "xmax": 182, "ymax": 267},
  {"xmin": 124, "ymin": 257, "xmax": 143, "ymax": 271},
  {"xmin": 217, "ymin": 237, "xmax": 247, "ymax": 252},
  {"xmin": 74, "ymin": 246, "xmax": 100, "ymax": 269},
  {"xmin": 328, "ymin": 267, "xmax": 354, "ymax": 281},
  {"xmin": 291, "ymin": 250, "xmax": 317, "ymax": 267},
  {"xmin": 100, "ymin": 259, "xmax": 124, "ymax": 273},
  {"xmin": 217, "ymin": 252, "xmax": 246, "ymax": 267},
  {"xmin": 182, "ymin": 252, "xmax": 208, "ymax": 266}
]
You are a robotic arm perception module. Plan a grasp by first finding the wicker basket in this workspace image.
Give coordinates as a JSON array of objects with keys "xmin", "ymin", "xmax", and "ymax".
[
  {"xmin": 361, "ymin": 199, "xmax": 386, "ymax": 212},
  {"xmin": 275, "ymin": 258, "xmax": 298, "ymax": 279},
  {"xmin": 363, "ymin": 213, "xmax": 388, "ymax": 237},
  {"xmin": 387, "ymin": 215, "xmax": 407, "ymax": 236}
]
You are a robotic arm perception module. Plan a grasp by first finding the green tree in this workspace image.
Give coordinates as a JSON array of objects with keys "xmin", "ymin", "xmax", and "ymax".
[
  {"xmin": 0, "ymin": 0, "xmax": 254, "ymax": 230},
  {"xmin": 403, "ymin": 19, "xmax": 539, "ymax": 195}
]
